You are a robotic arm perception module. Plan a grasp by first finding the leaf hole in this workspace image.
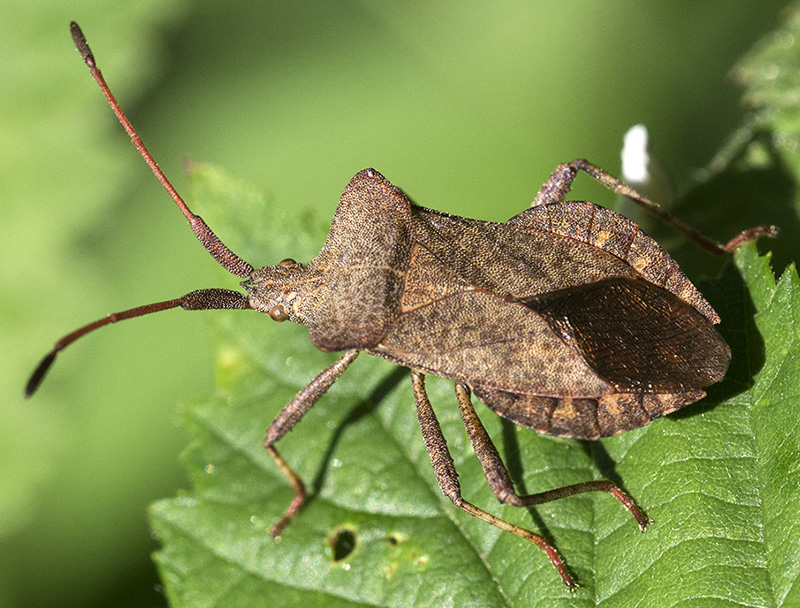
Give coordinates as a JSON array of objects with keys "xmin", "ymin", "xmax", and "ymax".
[
  {"xmin": 386, "ymin": 532, "xmax": 406, "ymax": 547},
  {"xmin": 330, "ymin": 526, "xmax": 357, "ymax": 562}
]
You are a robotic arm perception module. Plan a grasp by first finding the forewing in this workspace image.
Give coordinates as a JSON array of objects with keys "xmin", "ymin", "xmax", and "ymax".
[
  {"xmin": 371, "ymin": 289, "xmax": 613, "ymax": 397},
  {"xmin": 409, "ymin": 205, "xmax": 640, "ymax": 300},
  {"xmin": 382, "ymin": 203, "xmax": 730, "ymax": 439},
  {"xmin": 508, "ymin": 200, "xmax": 719, "ymax": 322}
]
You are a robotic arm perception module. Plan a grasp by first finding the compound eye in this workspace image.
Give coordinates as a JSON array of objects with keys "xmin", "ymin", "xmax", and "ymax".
[
  {"xmin": 268, "ymin": 304, "xmax": 289, "ymax": 322},
  {"xmin": 278, "ymin": 258, "xmax": 297, "ymax": 268}
]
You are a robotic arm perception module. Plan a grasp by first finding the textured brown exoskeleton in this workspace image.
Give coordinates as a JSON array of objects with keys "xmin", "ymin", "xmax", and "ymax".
[{"xmin": 26, "ymin": 23, "xmax": 778, "ymax": 590}]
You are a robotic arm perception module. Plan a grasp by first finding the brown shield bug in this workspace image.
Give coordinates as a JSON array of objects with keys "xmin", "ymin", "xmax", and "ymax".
[{"xmin": 26, "ymin": 23, "xmax": 777, "ymax": 590}]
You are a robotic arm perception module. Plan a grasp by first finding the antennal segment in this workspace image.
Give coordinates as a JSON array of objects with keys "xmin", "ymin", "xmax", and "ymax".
[
  {"xmin": 25, "ymin": 288, "xmax": 249, "ymax": 397},
  {"xmin": 69, "ymin": 22, "xmax": 255, "ymax": 278}
]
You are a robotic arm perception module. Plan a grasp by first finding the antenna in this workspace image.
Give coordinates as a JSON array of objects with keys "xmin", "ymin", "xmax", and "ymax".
[
  {"xmin": 69, "ymin": 21, "xmax": 254, "ymax": 278},
  {"xmin": 25, "ymin": 289, "xmax": 249, "ymax": 398},
  {"xmin": 25, "ymin": 24, "xmax": 258, "ymax": 397}
]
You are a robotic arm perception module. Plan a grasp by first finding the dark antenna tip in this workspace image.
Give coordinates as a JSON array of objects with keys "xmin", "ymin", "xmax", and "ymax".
[
  {"xmin": 70, "ymin": 21, "xmax": 96, "ymax": 68},
  {"xmin": 25, "ymin": 351, "xmax": 57, "ymax": 398}
]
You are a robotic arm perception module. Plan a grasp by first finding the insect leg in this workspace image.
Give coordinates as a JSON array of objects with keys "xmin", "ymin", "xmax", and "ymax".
[
  {"xmin": 411, "ymin": 372, "xmax": 577, "ymax": 591},
  {"xmin": 454, "ymin": 384, "xmax": 651, "ymax": 530},
  {"xmin": 263, "ymin": 349, "xmax": 359, "ymax": 536},
  {"xmin": 531, "ymin": 158, "xmax": 777, "ymax": 253}
]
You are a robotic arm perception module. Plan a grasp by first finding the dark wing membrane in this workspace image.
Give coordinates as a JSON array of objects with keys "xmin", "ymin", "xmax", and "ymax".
[{"xmin": 522, "ymin": 276, "xmax": 731, "ymax": 392}]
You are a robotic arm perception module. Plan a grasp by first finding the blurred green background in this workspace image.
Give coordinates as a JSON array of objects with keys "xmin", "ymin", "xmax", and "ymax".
[{"xmin": 1, "ymin": 2, "xmax": 790, "ymax": 606}]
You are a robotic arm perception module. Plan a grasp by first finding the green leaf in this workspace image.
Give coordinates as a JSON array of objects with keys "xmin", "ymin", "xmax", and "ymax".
[{"xmin": 150, "ymin": 162, "xmax": 799, "ymax": 607}]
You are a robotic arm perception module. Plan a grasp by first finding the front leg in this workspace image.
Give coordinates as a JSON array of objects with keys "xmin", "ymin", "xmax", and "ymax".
[
  {"xmin": 410, "ymin": 371, "xmax": 577, "ymax": 590},
  {"xmin": 264, "ymin": 349, "xmax": 359, "ymax": 535},
  {"xmin": 531, "ymin": 158, "xmax": 776, "ymax": 253}
]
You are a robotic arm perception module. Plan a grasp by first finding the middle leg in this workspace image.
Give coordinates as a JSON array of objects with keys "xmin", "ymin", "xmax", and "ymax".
[
  {"xmin": 455, "ymin": 383, "xmax": 650, "ymax": 529},
  {"xmin": 411, "ymin": 371, "xmax": 576, "ymax": 590}
]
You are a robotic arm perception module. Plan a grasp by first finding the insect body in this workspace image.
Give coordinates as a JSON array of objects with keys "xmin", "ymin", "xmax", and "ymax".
[
  {"xmin": 252, "ymin": 167, "xmax": 730, "ymax": 440},
  {"xmin": 27, "ymin": 23, "xmax": 777, "ymax": 590}
]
